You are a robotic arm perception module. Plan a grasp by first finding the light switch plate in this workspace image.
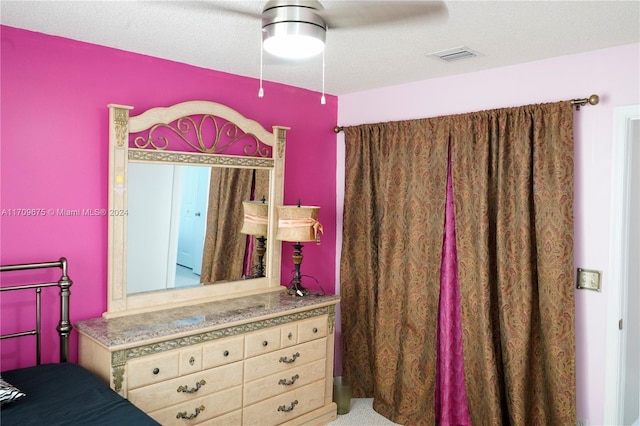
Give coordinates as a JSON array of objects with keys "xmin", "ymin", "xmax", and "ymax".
[{"xmin": 577, "ymin": 268, "xmax": 601, "ymax": 291}]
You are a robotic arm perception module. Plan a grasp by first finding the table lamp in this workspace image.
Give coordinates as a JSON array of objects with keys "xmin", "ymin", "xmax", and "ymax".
[
  {"xmin": 240, "ymin": 199, "xmax": 268, "ymax": 278},
  {"xmin": 276, "ymin": 202, "xmax": 323, "ymax": 296}
]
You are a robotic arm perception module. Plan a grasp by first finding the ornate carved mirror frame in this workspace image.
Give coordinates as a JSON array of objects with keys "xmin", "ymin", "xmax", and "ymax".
[{"xmin": 106, "ymin": 101, "xmax": 288, "ymax": 318}]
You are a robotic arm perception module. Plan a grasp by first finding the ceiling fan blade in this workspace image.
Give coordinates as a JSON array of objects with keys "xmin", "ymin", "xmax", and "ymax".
[
  {"xmin": 173, "ymin": 1, "xmax": 262, "ymax": 20},
  {"xmin": 318, "ymin": 0, "xmax": 448, "ymax": 29}
]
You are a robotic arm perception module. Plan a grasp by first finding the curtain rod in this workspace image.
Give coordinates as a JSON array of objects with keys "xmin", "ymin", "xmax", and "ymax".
[{"xmin": 333, "ymin": 94, "xmax": 600, "ymax": 133}]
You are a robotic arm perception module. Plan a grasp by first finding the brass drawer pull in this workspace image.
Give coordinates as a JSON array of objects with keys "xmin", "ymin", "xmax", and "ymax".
[
  {"xmin": 176, "ymin": 405, "xmax": 205, "ymax": 420},
  {"xmin": 277, "ymin": 400, "xmax": 298, "ymax": 413},
  {"xmin": 279, "ymin": 352, "xmax": 300, "ymax": 364},
  {"xmin": 152, "ymin": 367, "xmax": 160, "ymax": 375},
  {"xmin": 177, "ymin": 379, "xmax": 206, "ymax": 394},
  {"xmin": 278, "ymin": 374, "xmax": 300, "ymax": 386}
]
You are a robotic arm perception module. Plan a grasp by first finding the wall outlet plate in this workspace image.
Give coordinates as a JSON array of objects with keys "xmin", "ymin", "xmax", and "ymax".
[{"xmin": 577, "ymin": 268, "xmax": 601, "ymax": 291}]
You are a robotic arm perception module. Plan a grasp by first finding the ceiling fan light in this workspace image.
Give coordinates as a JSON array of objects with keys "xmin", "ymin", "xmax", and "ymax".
[{"xmin": 263, "ymin": 22, "xmax": 325, "ymax": 59}]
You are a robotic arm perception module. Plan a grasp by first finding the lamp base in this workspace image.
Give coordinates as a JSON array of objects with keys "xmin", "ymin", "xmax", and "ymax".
[
  {"xmin": 287, "ymin": 241, "xmax": 309, "ymax": 297},
  {"xmin": 286, "ymin": 284, "xmax": 310, "ymax": 297},
  {"xmin": 251, "ymin": 236, "xmax": 267, "ymax": 278}
]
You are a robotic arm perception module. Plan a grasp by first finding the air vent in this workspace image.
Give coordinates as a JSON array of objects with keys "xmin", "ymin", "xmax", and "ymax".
[{"xmin": 428, "ymin": 46, "xmax": 480, "ymax": 63}]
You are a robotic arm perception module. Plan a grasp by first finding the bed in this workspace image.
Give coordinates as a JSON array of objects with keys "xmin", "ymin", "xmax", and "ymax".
[{"xmin": 0, "ymin": 258, "xmax": 159, "ymax": 425}]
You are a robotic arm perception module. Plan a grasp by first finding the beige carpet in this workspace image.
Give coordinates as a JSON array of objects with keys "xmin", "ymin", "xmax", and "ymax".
[{"xmin": 327, "ymin": 398, "xmax": 402, "ymax": 425}]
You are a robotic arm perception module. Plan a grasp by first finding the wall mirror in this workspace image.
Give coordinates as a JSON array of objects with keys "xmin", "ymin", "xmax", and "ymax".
[{"xmin": 106, "ymin": 101, "xmax": 287, "ymax": 317}]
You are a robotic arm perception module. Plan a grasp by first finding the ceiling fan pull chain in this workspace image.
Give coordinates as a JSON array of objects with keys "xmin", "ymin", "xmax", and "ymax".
[
  {"xmin": 321, "ymin": 34, "xmax": 326, "ymax": 105},
  {"xmin": 258, "ymin": 35, "xmax": 265, "ymax": 98}
]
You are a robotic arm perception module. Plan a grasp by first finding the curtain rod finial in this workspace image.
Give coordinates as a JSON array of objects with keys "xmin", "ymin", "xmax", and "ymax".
[{"xmin": 571, "ymin": 94, "xmax": 600, "ymax": 110}]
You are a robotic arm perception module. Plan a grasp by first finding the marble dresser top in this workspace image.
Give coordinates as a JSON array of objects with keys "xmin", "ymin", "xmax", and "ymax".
[{"xmin": 76, "ymin": 291, "xmax": 339, "ymax": 348}]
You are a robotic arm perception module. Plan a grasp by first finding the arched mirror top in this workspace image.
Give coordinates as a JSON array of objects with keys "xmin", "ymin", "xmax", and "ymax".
[{"xmin": 106, "ymin": 100, "xmax": 288, "ymax": 318}]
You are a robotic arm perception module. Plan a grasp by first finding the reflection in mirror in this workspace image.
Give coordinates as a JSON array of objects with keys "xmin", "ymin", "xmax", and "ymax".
[
  {"xmin": 127, "ymin": 163, "xmax": 270, "ymax": 295},
  {"xmin": 240, "ymin": 200, "xmax": 269, "ymax": 278},
  {"xmin": 200, "ymin": 167, "xmax": 253, "ymax": 284}
]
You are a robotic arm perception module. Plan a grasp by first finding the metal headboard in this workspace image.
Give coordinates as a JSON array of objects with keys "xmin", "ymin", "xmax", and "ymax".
[{"xmin": 0, "ymin": 258, "xmax": 73, "ymax": 364}]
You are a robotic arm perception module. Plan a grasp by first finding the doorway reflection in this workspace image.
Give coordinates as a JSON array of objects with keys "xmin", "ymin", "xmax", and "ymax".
[{"xmin": 127, "ymin": 163, "xmax": 210, "ymax": 294}]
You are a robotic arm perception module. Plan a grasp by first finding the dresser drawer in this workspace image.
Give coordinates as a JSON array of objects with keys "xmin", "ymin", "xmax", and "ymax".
[
  {"xmin": 244, "ymin": 337, "xmax": 327, "ymax": 382},
  {"xmin": 128, "ymin": 351, "xmax": 180, "ymax": 389},
  {"xmin": 180, "ymin": 346, "xmax": 203, "ymax": 375},
  {"xmin": 243, "ymin": 380, "xmax": 326, "ymax": 426},
  {"xmin": 245, "ymin": 327, "xmax": 282, "ymax": 358},
  {"xmin": 148, "ymin": 385, "xmax": 242, "ymax": 425},
  {"xmin": 244, "ymin": 358, "xmax": 326, "ymax": 406},
  {"xmin": 297, "ymin": 316, "xmax": 327, "ymax": 343},
  {"xmin": 128, "ymin": 361, "xmax": 243, "ymax": 413},
  {"xmin": 202, "ymin": 335, "xmax": 244, "ymax": 369},
  {"xmin": 280, "ymin": 323, "xmax": 298, "ymax": 348}
]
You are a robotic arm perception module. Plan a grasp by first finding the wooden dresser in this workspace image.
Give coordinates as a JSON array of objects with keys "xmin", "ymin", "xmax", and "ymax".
[{"xmin": 76, "ymin": 291, "xmax": 339, "ymax": 425}]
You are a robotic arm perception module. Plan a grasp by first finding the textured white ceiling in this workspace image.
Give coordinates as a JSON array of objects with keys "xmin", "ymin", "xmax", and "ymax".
[{"xmin": 2, "ymin": 0, "xmax": 639, "ymax": 95}]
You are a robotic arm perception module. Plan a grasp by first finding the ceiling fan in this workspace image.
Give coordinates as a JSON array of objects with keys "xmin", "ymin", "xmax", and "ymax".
[
  {"xmin": 217, "ymin": 0, "xmax": 449, "ymax": 59},
  {"xmin": 204, "ymin": 0, "xmax": 448, "ymax": 102}
]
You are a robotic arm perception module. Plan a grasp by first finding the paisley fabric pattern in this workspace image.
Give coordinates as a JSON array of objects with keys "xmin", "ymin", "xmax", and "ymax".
[
  {"xmin": 201, "ymin": 168, "xmax": 254, "ymax": 283},
  {"xmin": 340, "ymin": 101, "xmax": 576, "ymax": 425},
  {"xmin": 452, "ymin": 102, "xmax": 576, "ymax": 425},
  {"xmin": 342, "ymin": 119, "xmax": 450, "ymax": 425},
  {"xmin": 247, "ymin": 169, "xmax": 271, "ymax": 274}
]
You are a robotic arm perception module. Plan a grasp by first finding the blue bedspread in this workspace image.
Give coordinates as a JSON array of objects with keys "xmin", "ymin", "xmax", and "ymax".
[{"xmin": 1, "ymin": 362, "xmax": 160, "ymax": 426}]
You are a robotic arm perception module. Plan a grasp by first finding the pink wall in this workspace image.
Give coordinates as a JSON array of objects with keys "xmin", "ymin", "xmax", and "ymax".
[
  {"xmin": 337, "ymin": 43, "xmax": 640, "ymax": 425},
  {"xmin": 0, "ymin": 26, "xmax": 337, "ymax": 370}
]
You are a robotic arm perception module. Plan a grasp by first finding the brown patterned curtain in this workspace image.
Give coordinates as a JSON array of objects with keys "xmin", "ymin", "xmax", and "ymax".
[
  {"xmin": 254, "ymin": 169, "xmax": 270, "ymax": 202},
  {"xmin": 340, "ymin": 101, "xmax": 576, "ymax": 425},
  {"xmin": 341, "ymin": 119, "xmax": 450, "ymax": 424},
  {"xmin": 248, "ymin": 169, "xmax": 271, "ymax": 275},
  {"xmin": 452, "ymin": 103, "xmax": 576, "ymax": 425},
  {"xmin": 200, "ymin": 168, "xmax": 254, "ymax": 283}
]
